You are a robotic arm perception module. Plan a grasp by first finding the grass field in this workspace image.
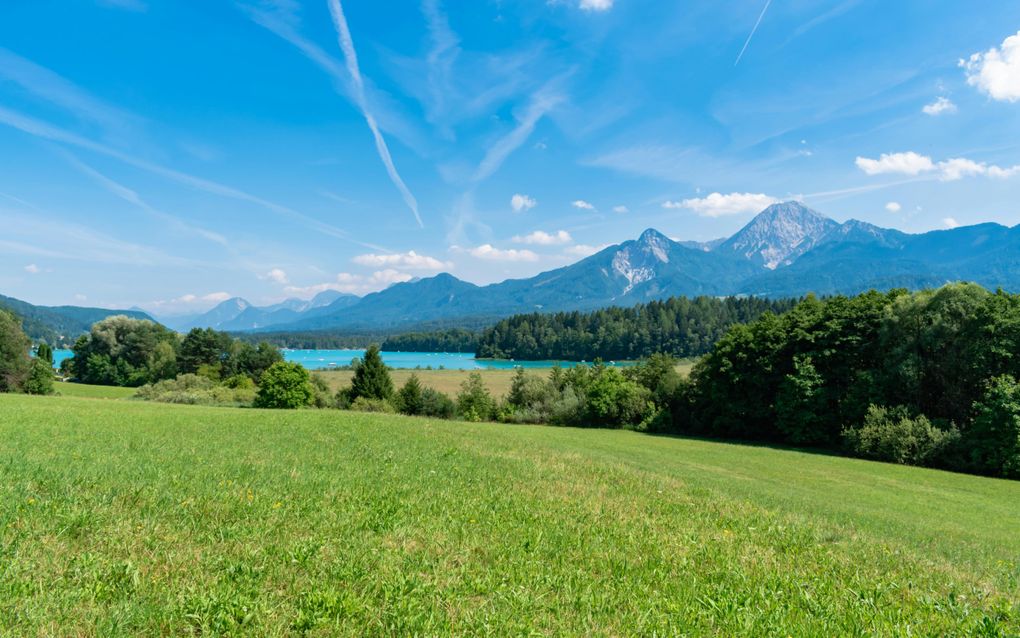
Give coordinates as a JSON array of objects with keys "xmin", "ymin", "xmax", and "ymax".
[
  {"xmin": 53, "ymin": 380, "xmax": 137, "ymax": 399},
  {"xmin": 315, "ymin": 360, "xmax": 697, "ymax": 398},
  {"xmin": 1, "ymin": 394, "xmax": 1018, "ymax": 635}
]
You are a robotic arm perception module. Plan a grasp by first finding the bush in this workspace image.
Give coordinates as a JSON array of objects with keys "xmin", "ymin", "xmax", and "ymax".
[
  {"xmin": 420, "ymin": 387, "xmax": 456, "ymax": 419},
  {"xmin": 842, "ymin": 405, "xmax": 959, "ymax": 466},
  {"xmin": 456, "ymin": 372, "xmax": 495, "ymax": 422},
  {"xmin": 966, "ymin": 375, "xmax": 1020, "ymax": 478},
  {"xmin": 583, "ymin": 366, "xmax": 652, "ymax": 429},
  {"xmin": 254, "ymin": 362, "xmax": 313, "ymax": 409},
  {"xmin": 136, "ymin": 374, "xmax": 256, "ymax": 406},
  {"xmin": 309, "ymin": 375, "xmax": 334, "ymax": 409},
  {"xmin": 23, "ymin": 358, "xmax": 55, "ymax": 395},
  {"xmin": 395, "ymin": 375, "xmax": 425, "ymax": 415},
  {"xmin": 350, "ymin": 397, "xmax": 395, "ymax": 413}
]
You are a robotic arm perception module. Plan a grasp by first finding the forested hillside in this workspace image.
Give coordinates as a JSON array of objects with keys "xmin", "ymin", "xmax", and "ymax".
[
  {"xmin": 0, "ymin": 294, "xmax": 154, "ymax": 346},
  {"xmin": 476, "ymin": 296, "xmax": 797, "ymax": 360}
]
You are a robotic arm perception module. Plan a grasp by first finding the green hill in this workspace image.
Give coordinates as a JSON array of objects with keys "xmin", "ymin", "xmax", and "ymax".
[
  {"xmin": 0, "ymin": 293, "xmax": 155, "ymax": 346},
  {"xmin": 1, "ymin": 394, "xmax": 1017, "ymax": 635}
]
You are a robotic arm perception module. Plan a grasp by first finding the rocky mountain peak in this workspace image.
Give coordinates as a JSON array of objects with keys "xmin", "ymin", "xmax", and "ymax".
[{"xmin": 718, "ymin": 200, "xmax": 839, "ymax": 269}]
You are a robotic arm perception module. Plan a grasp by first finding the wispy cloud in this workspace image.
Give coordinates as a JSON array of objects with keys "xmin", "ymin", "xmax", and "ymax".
[
  {"xmin": 0, "ymin": 48, "xmax": 142, "ymax": 143},
  {"xmin": 57, "ymin": 149, "xmax": 230, "ymax": 248},
  {"xmin": 735, "ymin": 0, "xmax": 773, "ymax": 66},
  {"xmin": 421, "ymin": 0, "xmax": 460, "ymax": 133},
  {"xmin": 511, "ymin": 193, "xmax": 537, "ymax": 212},
  {"xmin": 571, "ymin": 199, "xmax": 595, "ymax": 210},
  {"xmin": 96, "ymin": 0, "xmax": 147, "ymax": 11},
  {"xmin": 0, "ymin": 105, "xmax": 386, "ymax": 251},
  {"xmin": 472, "ymin": 82, "xmax": 565, "ymax": 182},
  {"xmin": 327, "ymin": 0, "xmax": 422, "ymax": 226}
]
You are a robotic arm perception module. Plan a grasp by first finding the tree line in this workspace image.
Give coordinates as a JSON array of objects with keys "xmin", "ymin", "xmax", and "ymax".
[
  {"xmin": 475, "ymin": 296, "xmax": 797, "ymax": 361},
  {"xmin": 66, "ymin": 317, "xmax": 283, "ymax": 387},
  {"xmin": 679, "ymin": 283, "xmax": 1020, "ymax": 479},
  {"xmin": 380, "ymin": 328, "xmax": 478, "ymax": 353}
]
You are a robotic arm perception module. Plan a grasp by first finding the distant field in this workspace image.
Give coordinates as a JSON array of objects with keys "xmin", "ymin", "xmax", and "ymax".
[
  {"xmin": 1, "ymin": 394, "xmax": 1017, "ymax": 635},
  {"xmin": 53, "ymin": 381, "xmax": 136, "ymax": 399},
  {"xmin": 316, "ymin": 360, "xmax": 697, "ymax": 399}
]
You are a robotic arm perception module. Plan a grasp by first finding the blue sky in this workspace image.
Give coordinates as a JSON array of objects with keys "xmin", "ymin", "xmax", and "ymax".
[{"xmin": 3, "ymin": 0, "xmax": 1020, "ymax": 315}]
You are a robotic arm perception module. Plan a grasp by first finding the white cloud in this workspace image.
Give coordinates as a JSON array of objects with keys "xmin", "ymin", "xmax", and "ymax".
[
  {"xmin": 564, "ymin": 243, "xmax": 610, "ymax": 257},
  {"xmin": 922, "ymin": 96, "xmax": 957, "ymax": 116},
  {"xmin": 511, "ymin": 193, "xmax": 537, "ymax": 212},
  {"xmin": 285, "ymin": 269, "xmax": 412, "ymax": 297},
  {"xmin": 455, "ymin": 244, "xmax": 539, "ymax": 262},
  {"xmin": 262, "ymin": 268, "xmax": 289, "ymax": 284},
  {"xmin": 74, "ymin": 294, "xmax": 87, "ymax": 302},
  {"xmin": 24, "ymin": 263, "xmax": 40, "ymax": 274},
  {"xmin": 351, "ymin": 250, "xmax": 450, "ymax": 270},
  {"xmin": 961, "ymin": 31, "xmax": 1020, "ymax": 102},
  {"xmin": 572, "ymin": 199, "xmax": 596, "ymax": 210},
  {"xmin": 148, "ymin": 291, "xmax": 233, "ymax": 311},
  {"xmin": 885, "ymin": 202, "xmax": 902, "ymax": 213},
  {"xmin": 579, "ymin": 0, "xmax": 613, "ymax": 10},
  {"xmin": 512, "ymin": 230, "xmax": 572, "ymax": 245},
  {"xmin": 937, "ymin": 158, "xmax": 986, "ymax": 181},
  {"xmin": 612, "ymin": 205, "xmax": 629, "ymax": 214},
  {"xmin": 856, "ymin": 151, "xmax": 934, "ymax": 176},
  {"xmin": 665, "ymin": 192, "xmax": 779, "ymax": 217},
  {"xmin": 943, "ymin": 217, "xmax": 961, "ymax": 229},
  {"xmin": 856, "ymin": 151, "xmax": 1020, "ymax": 181}
]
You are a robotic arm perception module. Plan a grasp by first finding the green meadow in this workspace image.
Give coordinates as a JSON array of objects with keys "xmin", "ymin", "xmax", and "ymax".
[{"xmin": 1, "ymin": 391, "xmax": 1018, "ymax": 636}]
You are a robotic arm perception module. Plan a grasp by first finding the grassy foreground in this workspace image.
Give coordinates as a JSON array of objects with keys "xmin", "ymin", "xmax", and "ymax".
[{"xmin": 1, "ymin": 395, "xmax": 1018, "ymax": 636}]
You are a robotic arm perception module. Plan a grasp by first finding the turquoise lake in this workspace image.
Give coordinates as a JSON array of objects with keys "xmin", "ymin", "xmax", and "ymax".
[{"xmin": 51, "ymin": 349, "xmax": 626, "ymax": 371}]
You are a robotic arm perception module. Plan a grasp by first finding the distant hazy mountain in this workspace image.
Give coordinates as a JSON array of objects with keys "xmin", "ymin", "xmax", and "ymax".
[
  {"xmin": 0, "ymin": 294, "xmax": 155, "ymax": 345},
  {"xmin": 25, "ymin": 200, "xmax": 1020, "ymax": 336},
  {"xmin": 167, "ymin": 290, "xmax": 361, "ymax": 332},
  {"xmin": 259, "ymin": 201, "xmax": 1020, "ymax": 332}
]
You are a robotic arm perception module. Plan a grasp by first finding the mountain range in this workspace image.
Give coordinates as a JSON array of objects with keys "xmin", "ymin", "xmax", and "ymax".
[
  {"xmin": 9, "ymin": 201, "xmax": 1020, "ymax": 339},
  {"xmin": 168, "ymin": 201, "xmax": 1020, "ymax": 334}
]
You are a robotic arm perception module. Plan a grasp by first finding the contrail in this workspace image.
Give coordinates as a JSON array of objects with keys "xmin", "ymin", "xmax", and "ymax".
[
  {"xmin": 735, "ymin": 0, "xmax": 773, "ymax": 66},
  {"xmin": 326, "ymin": 0, "xmax": 423, "ymax": 227}
]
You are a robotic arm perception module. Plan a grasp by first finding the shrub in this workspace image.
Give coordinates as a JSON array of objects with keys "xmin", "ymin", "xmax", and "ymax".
[
  {"xmin": 23, "ymin": 358, "xmax": 55, "ymax": 395},
  {"xmin": 395, "ymin": 375, "xmax": 425, "ymax": 415},
  {"xmin": 456, "ymin": 372, "xmax": 495, "ymax": 422},
  {"xmin": 136, "ymin": 374, "xmax": 255, "ymax": 406},
  {"xmin": 583, "ymin": 366, "xmax": 652, "ymax": 428},
  {"xmin": 966, "ymin": 375, "xmax": 1020, "ymax": 478},
  {"xmin": 420, "ymin": 388, "xmax": 455, "ymax": 419},
  {"xmin": 254, "ymin": 362, "xmax": 313, "ymax": 409},
  {"xmin": 350, "ymin": 397, "xmax": 395, "ymax": 413},
  {"xmin": 309, "ymin": 375, "xmax": 334, "ymax": 409},
  {"xmin": 842, "ymin": 405, "xmax": 958, "ymax": 466}
]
